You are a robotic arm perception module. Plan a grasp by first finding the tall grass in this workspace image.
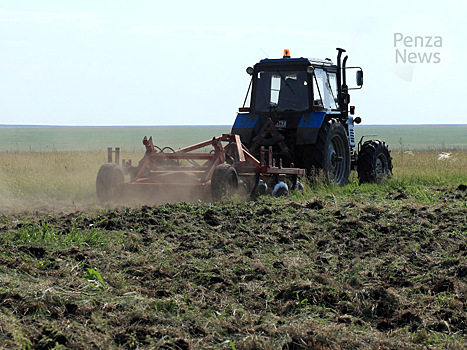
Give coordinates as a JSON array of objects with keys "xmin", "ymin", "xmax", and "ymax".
[
  {"xmin": 0, "ymin": 150, "xmax": 465, "ymax": 212},
  {"xmin": 392, "ymin": 150, "xmax": 467, "ymax": 185},
  {"xmin": 0, "ymin": 152, "xmax": 101, "ymax": 200}
]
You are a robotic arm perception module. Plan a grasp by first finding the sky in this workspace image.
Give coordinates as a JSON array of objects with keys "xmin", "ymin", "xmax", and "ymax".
[{"xmin": 0, "ymin": 0, "xmax": 465, "ymax": 126}]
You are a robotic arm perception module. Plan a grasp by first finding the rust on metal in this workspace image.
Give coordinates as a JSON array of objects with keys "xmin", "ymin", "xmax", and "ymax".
[
  {"xmin": 108, "ymin": 147, "xmax": 113, "ymax": 163},
  {"xmin": 115, "ymin": 148, "xmax": 120, "ymax": 166},
  {"xmin": 112, "ymin": 134, "xmax": 305, "ymax": 197}
]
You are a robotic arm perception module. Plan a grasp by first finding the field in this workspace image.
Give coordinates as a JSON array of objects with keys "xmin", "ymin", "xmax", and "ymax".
[
  {"xmin": 1, "ymin": 125, "xmax": 467, "ymax": 152},
  {"xmin": 0, "ymin": 127, "xmax": 231, "ymax": 153},
  {"xmin": 0, "ymin": 126, "xmax": 466, "ymax": 349}
]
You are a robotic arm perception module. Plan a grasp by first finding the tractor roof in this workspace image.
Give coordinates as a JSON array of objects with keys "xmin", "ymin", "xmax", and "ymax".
[{"xmin": 259, "ymin": 57, "xmax": 334, "ymax": 67}]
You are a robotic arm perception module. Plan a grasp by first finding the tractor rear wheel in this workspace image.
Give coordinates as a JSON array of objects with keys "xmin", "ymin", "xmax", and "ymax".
[
  {"xmin": 308, "ymin": 119, "xmax": 351, "ymax": 186},
  {"xmin": 211, "ymin": 164, "xmax": 238, "ymax": 201},
  {"xmin": 96, "ymin": 163, "xmax": 124, "ymax": 202},
  {"xmin": 357, "ymin": 140, "xmax": 393, "ymax": 184}
]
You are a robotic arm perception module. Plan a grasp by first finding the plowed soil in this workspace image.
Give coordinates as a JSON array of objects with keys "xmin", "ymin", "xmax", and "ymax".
[{"xmin": 0, "ymin": 185, "xmax": 466, "ymax": 349}]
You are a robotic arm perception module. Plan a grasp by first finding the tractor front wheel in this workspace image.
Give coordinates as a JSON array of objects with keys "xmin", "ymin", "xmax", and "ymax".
[
  {"xmin": 357, "ymin": 140, "xmax": 393, "ymax": 184},
  {"xmin": 96, "ymin": 163, "xmax": 124, "ymax": 202},
  {"xmin": 211, "ymin": 164, "xmax": 238, "ymax": 201}
]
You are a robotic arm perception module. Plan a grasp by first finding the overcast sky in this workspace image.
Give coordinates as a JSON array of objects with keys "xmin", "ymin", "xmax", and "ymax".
[{"xmin": 0, "ymin": 1, "xmax": 465, "ymax": 126}]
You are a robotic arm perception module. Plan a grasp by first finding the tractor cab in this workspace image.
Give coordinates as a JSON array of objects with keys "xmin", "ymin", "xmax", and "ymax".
[{"xmin": 249, "ymin": 56, "xmax": 340, "ymax": 116}]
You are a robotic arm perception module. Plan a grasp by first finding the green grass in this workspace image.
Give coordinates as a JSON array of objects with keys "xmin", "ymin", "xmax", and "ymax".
[{"xmin": 1, "ymin": 222, "xmax": 108, "ymax": 249}]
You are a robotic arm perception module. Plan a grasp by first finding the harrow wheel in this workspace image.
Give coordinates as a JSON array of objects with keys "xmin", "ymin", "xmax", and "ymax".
[
  {"xmin": 211, "ymin": 164, "xmax": 238, "ymax": 201},
  {"xmin": 96, "ymin": 163, "xmax": 124, "ymax": 202},
  {"xmin": 357, "ymin": 140, "xmax": 393, "ymax": 184}
]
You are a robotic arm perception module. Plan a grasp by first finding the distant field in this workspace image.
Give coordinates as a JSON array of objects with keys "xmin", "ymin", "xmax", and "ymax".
[
  {"xmin": 0, "ymin": 124, "xmax": 466, "ymax": 152},
  {"xmin": 0, "ymin": 126, "xmax": 231, "ymax": 152},
  {"xmin": 355, "ymin": 125, "xmax": 467, "ymax": 151}
]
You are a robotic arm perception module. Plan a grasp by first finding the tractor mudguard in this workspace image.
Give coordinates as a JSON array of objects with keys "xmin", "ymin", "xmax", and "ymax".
[
  {"xmin": 231, "ymin": 113, "xmax": 259, "ymax": 145},
  {"xmin": 296, "ymin": 112, "xmax": 327, "ymax": 145}
]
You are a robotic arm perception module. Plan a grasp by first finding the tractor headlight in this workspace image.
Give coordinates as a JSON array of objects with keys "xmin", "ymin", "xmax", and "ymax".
[{"xmin": 246, "ymin": 67, "xmax": 254, "ymax": 75}]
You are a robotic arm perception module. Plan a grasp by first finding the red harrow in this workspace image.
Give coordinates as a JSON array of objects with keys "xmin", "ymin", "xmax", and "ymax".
[{"xmin": 96, "ymin": 134, "xmax": 305, "ymax": 203}]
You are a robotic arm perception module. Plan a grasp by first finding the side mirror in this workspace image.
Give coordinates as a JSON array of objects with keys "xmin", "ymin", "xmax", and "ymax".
[{"xmin": 356, "ymin": 70, "xmax": 363, "ymax": 86}]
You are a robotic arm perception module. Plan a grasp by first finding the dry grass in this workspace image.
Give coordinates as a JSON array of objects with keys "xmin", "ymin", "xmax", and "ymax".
[
  {"xmin": 0, "ymin": 151, "xmax": 139, "ymax": 212},
  {"xmin": 392, "ymin": 150, "xmax": 467, "ymax": 183},
  {"xmin": 0, "ymin": 150, "xmax": 465, "ymax": 213}
]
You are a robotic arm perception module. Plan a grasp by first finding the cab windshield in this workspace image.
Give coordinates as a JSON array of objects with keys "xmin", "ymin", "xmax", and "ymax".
[{"xmin": 253, "ymin": 70, "xmax": 309, "ymax": 112}]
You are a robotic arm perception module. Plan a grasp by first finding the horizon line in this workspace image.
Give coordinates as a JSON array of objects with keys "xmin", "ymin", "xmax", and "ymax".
[{"xmin": 1, "ymin": 124, "xmax": 467, "ymax": 128}]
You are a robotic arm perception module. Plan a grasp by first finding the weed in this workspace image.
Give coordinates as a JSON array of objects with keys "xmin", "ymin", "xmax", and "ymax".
[
  {"xmin": 83, "ymin": 268, "xmax": 105, "ymax": 290},
  {"xmin": 216, "ymin": 339, "xmax": 236, "ymax": 350}
]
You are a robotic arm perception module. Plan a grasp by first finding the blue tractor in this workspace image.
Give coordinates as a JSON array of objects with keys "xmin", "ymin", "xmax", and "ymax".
[{"xmin": 232, "ymin": 48, "xmax": 392, "ymax": 185}]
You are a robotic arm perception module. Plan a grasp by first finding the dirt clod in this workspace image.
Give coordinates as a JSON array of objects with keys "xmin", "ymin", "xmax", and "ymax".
[
  {"xmin": 203, "ymin": 209, "xmax": 220, "ymax": 226},
  {"xmin": 306, "ymin": 200, "xmax": 324, "ymax": 210}
]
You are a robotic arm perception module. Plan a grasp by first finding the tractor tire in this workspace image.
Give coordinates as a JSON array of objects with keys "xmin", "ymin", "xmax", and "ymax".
[
  {"xmin": 96, "ymin": 163, "xmax": 124, "ymax": 202},
  {"xmin": 211, "ymin": 164, "xmax": 238, "ymax": 201},
  {"xmin": 357, "ymin": 140, "xmax": 393, "ymax": 184},
  {"xmin": 307, "ymin": 118, "xmax": 351, "ymax": 186}
]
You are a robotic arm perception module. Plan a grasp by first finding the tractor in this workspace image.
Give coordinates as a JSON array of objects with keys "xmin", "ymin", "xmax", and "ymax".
[
  {"xmin": 96, "ymin": 48, "xmax": 392, "ymax": 203},
  {"xmin": 232, "ymin": 48, "xmax": 392, "ymax": 185}
]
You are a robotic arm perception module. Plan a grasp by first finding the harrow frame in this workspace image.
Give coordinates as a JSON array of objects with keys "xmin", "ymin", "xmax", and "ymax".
[{"xmin": 101, "ymin": 134, "xmax": 305, "ymax": 201}]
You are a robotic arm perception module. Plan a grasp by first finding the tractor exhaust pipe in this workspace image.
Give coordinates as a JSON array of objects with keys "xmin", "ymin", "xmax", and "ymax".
[
  {"xmin": 342, "ymin": 55, "xmax": 348, "ymax": 87},
  {"xmin": 336, "ymin": 48, "xmax": 347, "ymax": 116},
  {"xmin": 342, "ymin": 55, "xmax": 349, "ymax": 119},
  {"xmin": 336, "ymin": 48, "xmax": 346, "ymax": 97}
]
